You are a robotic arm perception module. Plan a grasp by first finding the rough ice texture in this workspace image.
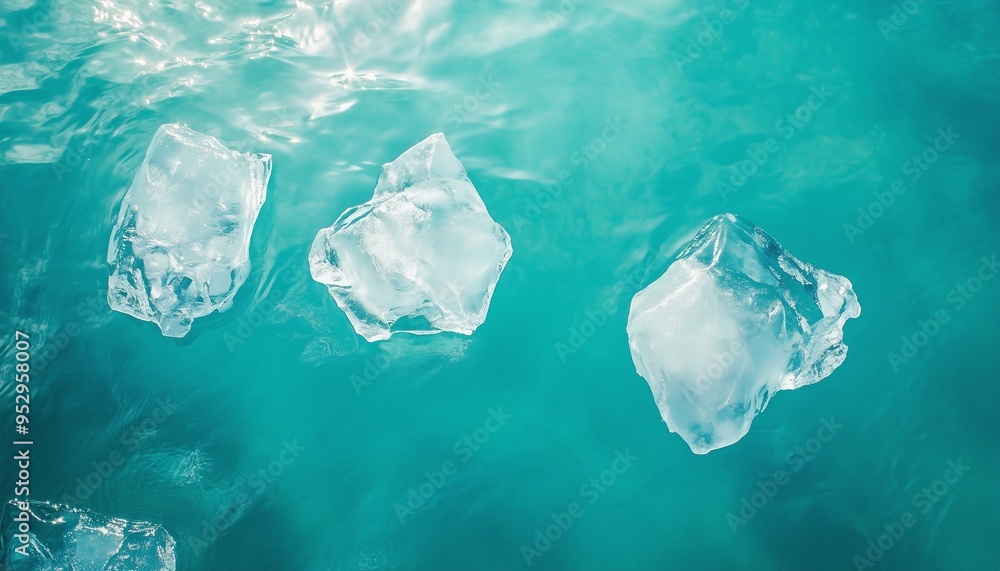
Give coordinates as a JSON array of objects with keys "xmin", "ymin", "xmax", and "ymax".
[
  {"xmin": 309, "ymin": 133, "xmax": 512, "ymax": 342},
  {"xmin": 107, "ymin": 124, "xmax": 271, "ymax": 337},
  {"xmin": 0, "ymin": 500, "xmax": 176, "ymax": 570},
  {"xmin": 626, "ymin": 213, "xmax": 860, "ymax": 454}
]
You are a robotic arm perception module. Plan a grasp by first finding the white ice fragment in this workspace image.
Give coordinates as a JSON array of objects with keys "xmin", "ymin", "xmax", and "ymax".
[
  {"xmin": 627, "ymin": 213, "xmax": 860, "ymax": 454},
  {"xmin": 1, "ymin": 500, "xmax": 176, "ymax": 570},
  {"xmin": 309, "ymin": 133, "xmax": 512, "ymax": 342},
  {"xmin": 106, "ymin": 123, "xmax": 271, "ymax": 337}
]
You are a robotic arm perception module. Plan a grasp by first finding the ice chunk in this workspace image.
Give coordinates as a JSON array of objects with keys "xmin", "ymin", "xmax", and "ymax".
[
  {"xmin": 309, "ymin": 133, "xmax": 512, "ymax": 342},
  {"xmin": 626, "ymin": 213, "xmax": 860, "ymax": 454},
  {"xmin": 107, "ymin": 124, "xmax": 271, "ymax": 337},
  {"xmin": 0, "ymin": 500, "xmax": 176, "ymax": 570}
]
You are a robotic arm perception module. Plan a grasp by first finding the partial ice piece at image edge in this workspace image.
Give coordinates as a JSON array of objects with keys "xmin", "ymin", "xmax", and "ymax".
[
  {"xmin": 626, "ymin": 213, "xmax": 860, "ymax": 454},
  {"xmin": 0, "ymin": 500, "xmax": 177, "ymax": 570},
  {"xmin": 107, "ymin": 124, "xmax": 271, "ymax": 337},
  {"xmin": 309, "ymin": 133, "xmax": 512, "ymax": 342}
]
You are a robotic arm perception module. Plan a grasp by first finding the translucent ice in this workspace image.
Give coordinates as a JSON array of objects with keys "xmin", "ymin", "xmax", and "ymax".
[
  {"xmin": 1, "ymin": 500, "xmax": 176, "ymax": 570},
  {"xmin": 107, "ymin": 124, "xmax": 271, "ymax": 337},
  {"xmin": 626, "ymin": 213, "xmax": 860, "ymax": 454},
  {"xmin": 309, "ymin": 133, "xmax": 512, "ymax": 342}
]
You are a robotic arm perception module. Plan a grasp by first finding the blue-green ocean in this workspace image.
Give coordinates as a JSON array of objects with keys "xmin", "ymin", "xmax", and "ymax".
[{"xmin": 1, "ymin": 0, "xmax": 999, "ymax": 569}]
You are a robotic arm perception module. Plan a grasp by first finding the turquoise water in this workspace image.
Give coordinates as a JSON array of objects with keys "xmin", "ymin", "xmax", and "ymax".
[{"xmin": 2, "ymin": 0, "xmax": 999, "ymax": 569}]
